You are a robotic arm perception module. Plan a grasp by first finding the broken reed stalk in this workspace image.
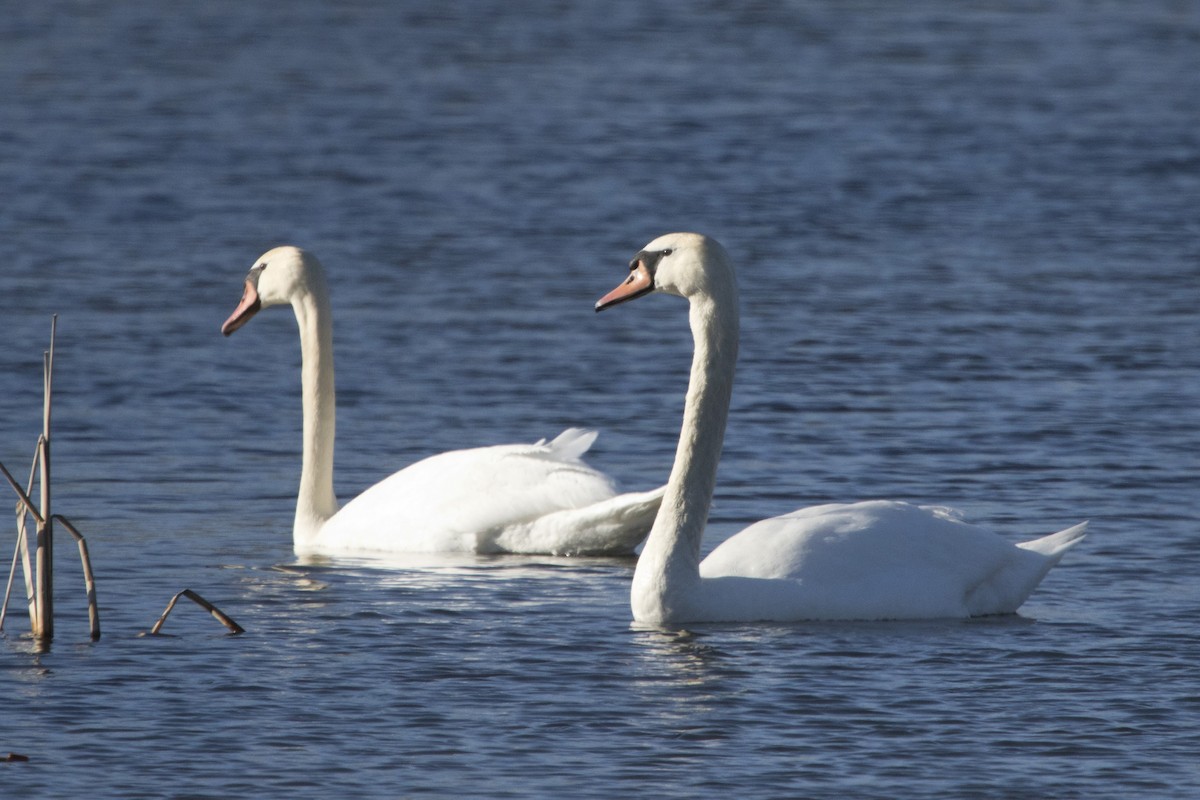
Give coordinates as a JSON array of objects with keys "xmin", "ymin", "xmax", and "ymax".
[
  {"xmin": 0, "ymin": 521, "xmax": 24, "ymax": 631},
  {"xmin": 19, "ymin": 442, "xmax": 40, "ymax": 631},
  {"xmin": 1, "ymin": 316, "xmax": 102, "ymax": 642},
  {"xmin": 51, "ymin": 516, "xmax": 100, "ymax": 641},
  {"xmin": 4, "ymin": 317, "xmax": 233, "ymax": 643},
  {"xmin": 0, "ymin": 449, "xmax": 47, "ymax": 638},
  {"xmin": 0, "ymin": 532, "xmax": 18, "ymax": 629},
  {"xmin": 0, "ymin": 441, "xmax": 41, "ymax": 633},
  {"xmin": 0, "ymin": 458, "xmax": 100, "ymax": 640},
  {"xmin": 149, "ymin": 589, "xmax": 244, "ymax": 635},
  {"xmin": 0, "ymin": 455, "xmax": 43, "ymax": 635}
]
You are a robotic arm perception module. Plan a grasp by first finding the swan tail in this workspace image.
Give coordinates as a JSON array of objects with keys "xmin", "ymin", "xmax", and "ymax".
[
  {"xmin": 545, "ymin": 428, "xmax": 600, "ymax": 461},
  {"xmin": 967, "ymin": 521, "xmax": 1088, "ymax": 615},
  {"xmin": 1017, "ymin": 521, "xmax": 1089, "ymax": 562},
  {"xmin": 496, "ymin": 485, "xmax": 666, "ymax": 556}
]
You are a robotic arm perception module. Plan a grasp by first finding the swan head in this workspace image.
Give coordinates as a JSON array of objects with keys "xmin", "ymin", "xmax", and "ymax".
[
  {"xmin": 595, "ymin": 232, "xmax": 734, "ymax": 311},
  {"xmin": 221, "ymin": 246, "xmax": 326, "ymax": 336}
]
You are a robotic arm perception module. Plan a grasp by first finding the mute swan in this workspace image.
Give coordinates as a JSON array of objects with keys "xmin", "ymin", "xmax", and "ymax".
[
  {"xmin": 222, "ymin": 246, "xmax": 663, "ymax": 556},
  {"xmin": 595, "ymin": 233, "xmax": 1086, "ymax": 624}
]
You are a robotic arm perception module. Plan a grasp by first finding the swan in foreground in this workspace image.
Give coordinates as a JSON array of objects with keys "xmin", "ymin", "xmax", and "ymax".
[
  {"xmin": 222, "ymin": 246, "xmax": 663, "ymax": 556},
  {"xmin": 595, "ymin": 232, "xmax": 1086, "ymax": 624}
]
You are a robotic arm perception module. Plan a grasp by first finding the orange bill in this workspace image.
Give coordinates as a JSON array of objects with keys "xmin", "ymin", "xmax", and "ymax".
[
  {"xmin": 595, "ymin": 262, "xmax": 653, "ymax": 312},
  {"xmin": 221, "ymin": 280, "xmax": 262, "ymax": 336}
]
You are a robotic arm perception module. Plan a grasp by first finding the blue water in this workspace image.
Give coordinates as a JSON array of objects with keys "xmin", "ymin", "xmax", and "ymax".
[{"xmin": 2, "ymin": 1, "xmax": 1199, "ymax": 797}]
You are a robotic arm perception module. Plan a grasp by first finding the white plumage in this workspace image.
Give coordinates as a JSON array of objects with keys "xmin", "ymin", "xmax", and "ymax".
[
  {"xmin": 596, "ymin": 232, "xmax": 1086, "ymax": 624},
  {"xmin": 698, "ymin": 501, "xmax": 1088, "ymax": 620},
  {"xmin": 321, "ymin": 428, "xmax": 663, "ymax": 555},
  {"xmin": 223, "ymin": 246, "xmax": 663, "ymax": 556}
]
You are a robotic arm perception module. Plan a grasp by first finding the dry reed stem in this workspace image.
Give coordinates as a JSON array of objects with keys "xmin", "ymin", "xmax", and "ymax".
[
  {"xmin": 0, "ymin": 537, "xmax": 17, "ymax": 630},
  {"xmin": 149, "ymin": 589, "xmax": 245, "ymax": 635},
  {"xmin": 1, "ymin": 453, "xmax": 34, "ymax": 630},
  {"xmin": 51, "ymin": 515, "xmax": 100, "ymax": 641},
  {"xmin": 0, "ymin": 445, "xmax": 43, "ymax": 632},
  {"xmin": 0, "ymin": 459, "xmax": 43, "ymax": 526},
  {"xmin": 18, "ymin": 442, "xmax": 41, "ymax": 630},
  {"xmin": 44, "ymin": 317, "xmax": 55, "ymax": 433},
  {"xmin": 0, "ymin": 526, "xmax": 22, "ymax": 631},
  {"xmin": 36, "ymin": 322, "xmax": 55, "ymax": 640}
]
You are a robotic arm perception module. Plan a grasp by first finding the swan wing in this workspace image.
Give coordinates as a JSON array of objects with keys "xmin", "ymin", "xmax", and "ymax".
[
  {"xmin": 317, "ymin": 429, "xmax": 650, "ymax": 554},
  {"xmin": 493, "ymin": 484, "xmax": 666, "ymax": 556}
]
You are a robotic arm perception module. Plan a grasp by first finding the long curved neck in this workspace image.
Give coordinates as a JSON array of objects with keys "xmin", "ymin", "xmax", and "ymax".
[
  {"xmin": 292, "ymin": 284, "xmax": 338, "ymax": 548},
  {"xmin": 632, "ymin": 282, "xmax": 739, "ymax": 624}
]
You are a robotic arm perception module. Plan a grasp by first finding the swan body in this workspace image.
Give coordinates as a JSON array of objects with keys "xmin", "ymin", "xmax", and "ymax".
[
  {"xmin": 223, "ymin": 246, "xmax": 663, "ymax": 556},
  {"xmin": 596, "ymin": 232, "xmax": 1086, "ymax": 624},
  {"xmin": 318, "ymin": 428, "xmax": 663, "ymax": 555}
]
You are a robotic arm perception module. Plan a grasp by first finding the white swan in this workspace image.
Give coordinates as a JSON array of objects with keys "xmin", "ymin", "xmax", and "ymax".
[
  {"xmin": 222, "ymin": 246, "xmax": 663, "ymax": 557},
  {"xmin": 595, "ymin": 232, "xmax": 1086, "ymax": 624}
]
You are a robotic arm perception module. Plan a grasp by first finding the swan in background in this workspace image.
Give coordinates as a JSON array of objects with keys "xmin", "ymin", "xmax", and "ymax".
[
  {"xmin": 595, "ymin": 232, "xmax": 1086, "ymax": 625},
  {"xmin": 222, "ymin": 246, "xmax": 663, "ymax": 556}
]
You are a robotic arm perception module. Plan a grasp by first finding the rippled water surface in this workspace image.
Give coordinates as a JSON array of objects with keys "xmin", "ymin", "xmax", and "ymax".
[{"xmin": 2, "ymin": 2, "xmax": 1198, "ymax": 798}]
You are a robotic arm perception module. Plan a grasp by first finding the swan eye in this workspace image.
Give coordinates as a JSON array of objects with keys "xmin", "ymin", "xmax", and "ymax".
[
  {"xmin": 245, "ymin": 262, "xmax": 268, "ymax": 288},
  {"xmin": 660, "ymin": 249, "xmax": 673, "ymax": 257}
]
